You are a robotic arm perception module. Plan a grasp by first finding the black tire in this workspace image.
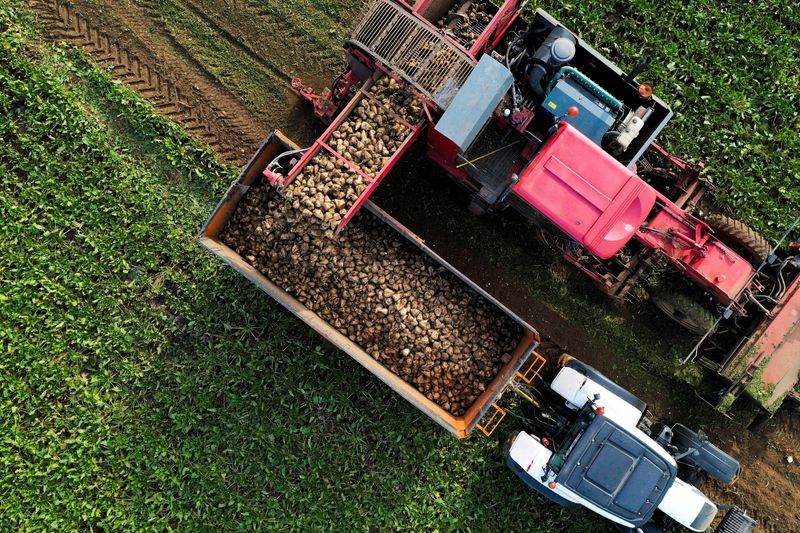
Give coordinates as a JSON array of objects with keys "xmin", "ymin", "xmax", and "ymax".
[
  {"xmin": 650, "ymin": 290, "xmax": 717, "ymax": 336},
  {"xmin": 556, "ymin": 352, "xmax": 574, "ymax": 370},
  {"xmin": 705, "ymin": 214, "xmax": 771, "ymax": 265},
  {"xmin": 671, "ymin": 424, "xmax": 741, "ymax": 484},
  {"xmin": 501, "ymin": 430, "xmax": 520, "ymax": 460},
  {"xmin": 468, "ymin": 197, "xmax": 489, "ymax": 216},
  {"xmin": 747, "ymin": 409, "xmax": 773, "ymax": 433},
  {"xmin": 615, "ymin": 523, "xmax": 665, "ymax": 533}
]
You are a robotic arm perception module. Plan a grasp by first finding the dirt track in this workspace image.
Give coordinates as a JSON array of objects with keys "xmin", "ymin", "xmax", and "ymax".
[{"xmin": 24, "ymin": 1, "xmax": 800, "ymax": 530}]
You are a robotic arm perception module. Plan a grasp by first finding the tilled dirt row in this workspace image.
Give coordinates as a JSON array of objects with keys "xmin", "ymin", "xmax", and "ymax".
[
  {"xmin": 26, "ymin": 0, "xmax": 270, "ymax": 166},
  {"xmin": 221, "ymin": 184, "xmax": 522, "ymax": 415}
]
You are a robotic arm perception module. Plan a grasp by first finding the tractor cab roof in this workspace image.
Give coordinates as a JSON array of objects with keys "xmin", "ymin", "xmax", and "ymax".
[{"xmin": 554, "ymin": 411, "xmax": 677, "ymax": 527}]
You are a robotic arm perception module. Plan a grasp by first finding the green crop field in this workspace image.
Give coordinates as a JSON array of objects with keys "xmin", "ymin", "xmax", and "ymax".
[
  {"xmin": 1, "ymin": 0, "xmax": 798, "ymax": 530},
  {"xmin": 0, "ymin": 3, "xmax": 599, "ymax": 530}
]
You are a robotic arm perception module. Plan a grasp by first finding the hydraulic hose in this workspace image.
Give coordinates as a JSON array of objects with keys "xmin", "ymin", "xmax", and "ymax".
[{"xmin": 528, "ymin": 63, "xmax": 548, "ymax": 101}]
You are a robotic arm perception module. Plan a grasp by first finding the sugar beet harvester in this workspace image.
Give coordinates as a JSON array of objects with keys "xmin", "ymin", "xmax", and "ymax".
[
  {"xmin": 199, "ymin": 132, "xmax": 753, "ymax": 533},
  {"xmin": 284, "ymin": 0, "xmax": 800, "ymax": 419},
  {"xmin": 196, "ymin": 0, "xmax": 780, "ymax": 530}
]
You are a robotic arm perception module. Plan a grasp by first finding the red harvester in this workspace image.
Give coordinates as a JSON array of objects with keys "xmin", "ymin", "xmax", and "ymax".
[{"xmin": 275, "ymin": 0, "xmax": 800, "ymax": 421}]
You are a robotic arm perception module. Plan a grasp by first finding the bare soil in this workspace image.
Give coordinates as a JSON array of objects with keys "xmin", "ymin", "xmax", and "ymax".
[{"xmin": 24, "ymin": 1, "xmax": 800, "ymax": 530}]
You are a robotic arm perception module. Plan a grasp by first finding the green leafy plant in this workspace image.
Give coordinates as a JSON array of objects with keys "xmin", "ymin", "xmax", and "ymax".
[{"xmin": 0, "ymin": 3, "xmax": 605, "ymax": 530}]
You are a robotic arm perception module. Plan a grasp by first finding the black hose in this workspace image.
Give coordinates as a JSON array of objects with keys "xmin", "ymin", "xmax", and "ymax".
[{"xmin": 528, "ymin": 63, "xmax": 548, "ymax": 100}]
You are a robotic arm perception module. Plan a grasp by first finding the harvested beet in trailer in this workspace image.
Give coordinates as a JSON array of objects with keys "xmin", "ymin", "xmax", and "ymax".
[{"xmin": 220, "ymin": 183, "xmax": 522, "ymax": 416}]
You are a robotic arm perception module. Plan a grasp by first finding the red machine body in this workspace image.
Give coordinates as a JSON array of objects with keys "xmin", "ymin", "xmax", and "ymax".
[
  {"xmin": 511, "ymin": 124, "xmax": 755, "ymax": 304},
  {"xmin": 412, "ymin": 0, "xmax": 525, "ymax": 59},
  {"xmin": 711, "ymin": 267, "xmax": 800, "ymax": 414},
  {"xmin": 284, "ymin": 0, "xmax": 761, "ymax": 318},
  {"xmin": 512, "ymin": 123, "xmax": 656, "ymax": 260},
  {"xmin": 637, "ymin": 210, "xmax": 755, "ymax": 304},
  {"xmin": 736, "ymin": 273, "xmax": 800, "ymax": 403},
  {"xmin": 281, "ymin": 0, "xmax": 799, "ymax": 415}
]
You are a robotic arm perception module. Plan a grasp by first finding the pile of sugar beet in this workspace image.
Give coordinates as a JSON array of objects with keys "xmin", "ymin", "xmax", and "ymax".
[
  {"xmin": 437, "ymin": 1, "xmax": 494, "ymax": 48},
  {"xmin": 283, "ymin": 77, "xmax": 423, "ymax": 229},
  {"xmin": 221, "ymin": 186, "xmax": 522, "ymax": 415},
  {"xmin": 220, "ymin": 78, "xmax": 522, "ymax": 416}
]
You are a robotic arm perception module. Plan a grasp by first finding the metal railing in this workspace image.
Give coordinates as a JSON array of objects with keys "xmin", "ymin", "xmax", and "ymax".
[{"xmin": 349, "ymin": 0, "xmax": 476, "ymax": 109}]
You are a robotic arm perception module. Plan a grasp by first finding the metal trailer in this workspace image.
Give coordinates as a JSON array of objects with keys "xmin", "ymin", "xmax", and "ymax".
[{"xmin": 198, "ymin": 131, "xmax": 546, "ymax": 438}]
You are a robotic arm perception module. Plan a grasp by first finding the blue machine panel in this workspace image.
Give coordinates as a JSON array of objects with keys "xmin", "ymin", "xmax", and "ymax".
[
  {"xmin": 434, "ymin": 55, "xmax": 513, "ymax": 152},
  {"xmin": 542, "ymin": 78, "xmax": 617, "ymax": 145}
]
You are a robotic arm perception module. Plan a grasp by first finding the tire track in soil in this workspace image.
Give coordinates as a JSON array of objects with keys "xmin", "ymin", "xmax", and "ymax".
[
  {"xmin": 706, "ymin": 406, "xmax": 800, "ymax": 532},
  {"xmin": 236, "ymin": 0, "xmax": 354, "ymax": 88},
  {"xmin": 116, "ymin": 0, "xmax": 318, "ymax": 143},
  {"xmin": 26, "ymin": 0, "xmax": 271, "ymax": 167},
  {"xmin": 129, "ymin": 0, "xmax": 319, "ymax": 144},
  {"xmin": 177, "ymin": 0, "xmax": 296, "ymax": 86}
]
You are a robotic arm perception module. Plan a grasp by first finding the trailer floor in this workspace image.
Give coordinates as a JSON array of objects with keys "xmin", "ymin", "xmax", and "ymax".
[{"xmin": 22, "ymin": 0, "xmax": 800, "ymax": 530}]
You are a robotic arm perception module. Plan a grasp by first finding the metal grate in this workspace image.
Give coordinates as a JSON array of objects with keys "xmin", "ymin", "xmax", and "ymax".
[
  {"xmin": 349, "ymin": 0, "xmax": 476, "ymax": 109},
  {"xmin": 450, "ymin": 20, "xmax": 489, "ymax": 48}
]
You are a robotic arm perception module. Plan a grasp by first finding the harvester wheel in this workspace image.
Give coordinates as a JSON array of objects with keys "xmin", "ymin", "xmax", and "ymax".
[
  {"xmin": 650, "ymin": 290, "xmax": 717, "ymax": 336},
  {"xmin": 704, "ymin": 213, "xmax": 771, "ymax": 265}
]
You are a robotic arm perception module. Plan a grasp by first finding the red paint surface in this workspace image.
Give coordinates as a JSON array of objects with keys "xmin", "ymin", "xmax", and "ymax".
[
  {"xmin": 637, "ymin": 210, "xmax": 755, "ymax": 302},
  {"xmin": 738, "ymin": 272, "xmax": 800, "ymax": 404},
  {"xmin": 512, "ymin": 123, "xmax": 656, "ymax": 259},
  {"xmin": 265, "ymin": 81, "xmax": 425, "ymax": 229}
]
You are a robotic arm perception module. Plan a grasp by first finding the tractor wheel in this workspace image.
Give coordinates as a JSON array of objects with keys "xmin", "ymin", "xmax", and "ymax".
[
  {"xmin": 615, "ymin": 524, "xmax": 664, "ymax": 533},
  {"xmin": 650, "ymin": 290, "xmax": 717, "ymax": 336},
  {"xmin": 544, "ymin": 352, "xmax": 575, "ymax": 381},
  {"xmin": 540, "ymin": 352, "xmax": 574, "ymax": 385},
  {"xmin": 468, "ymin": 198, "xmax": 489, "ymax": 216},
  {"xmin": 747, "ymin": 408, "xmax": 773, "ymax": 433},
  {"xmin": 556, "ymin": 352, "xmax": 574, "ymax": 370},
  {"xmin": 704, "ymin": 213, "xmax": 771, "ymax": 265},
  {"xmin": 671, "ymin": 424, "xmax": 741, "ymax": 484}
]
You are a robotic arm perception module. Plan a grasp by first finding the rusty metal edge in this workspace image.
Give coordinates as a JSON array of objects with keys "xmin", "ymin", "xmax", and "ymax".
[{"xmin": 198, "ymin": 130, "xmax": 540, "ymax": 437}]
